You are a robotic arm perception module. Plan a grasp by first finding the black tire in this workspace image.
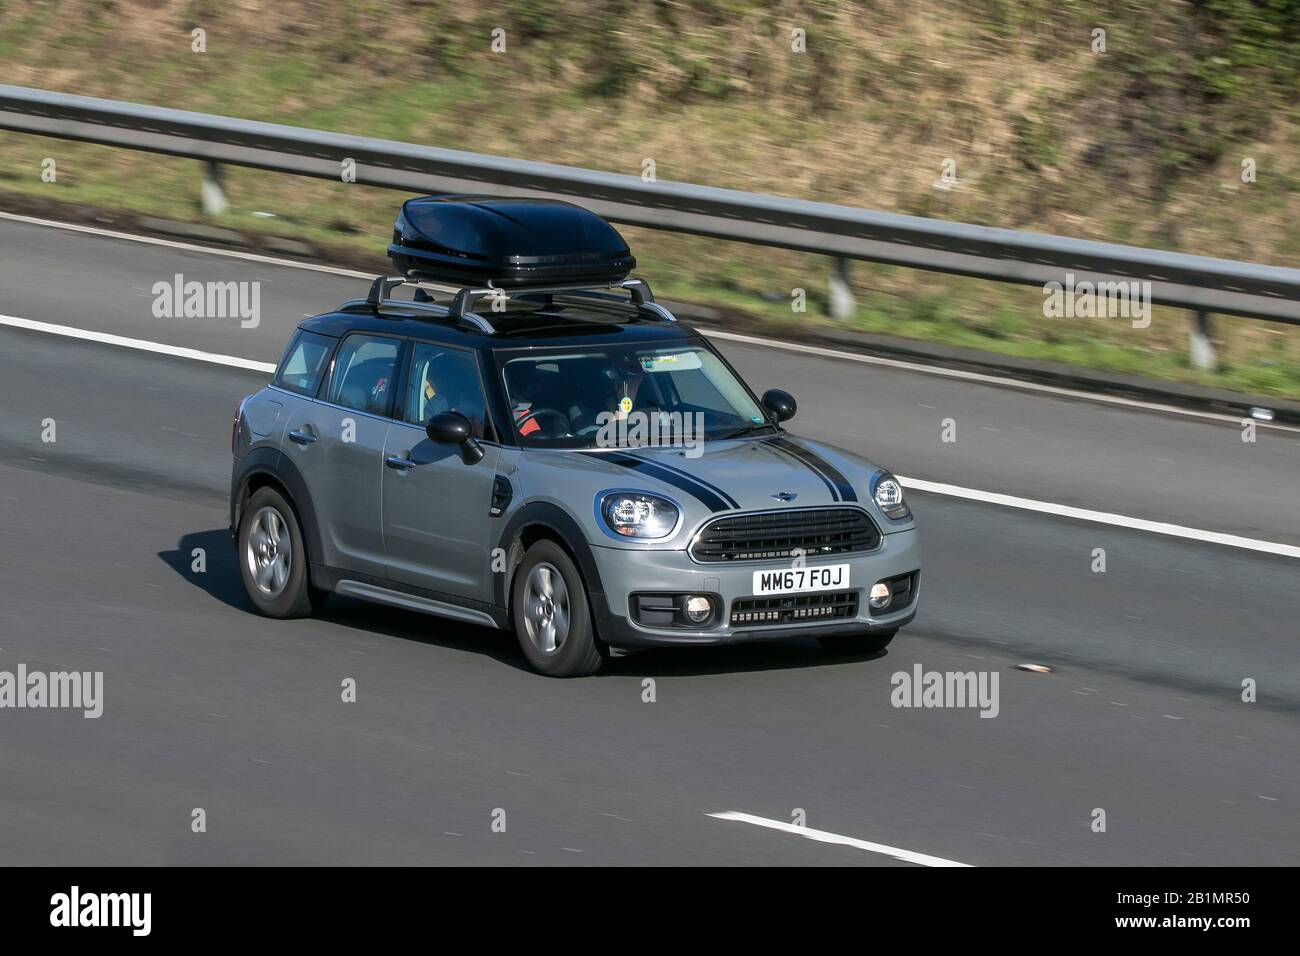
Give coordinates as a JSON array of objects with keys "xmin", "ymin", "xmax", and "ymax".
[
  {"xmin": 511, "ymin": 540, "xmax": 604, "ymax": 677},
  {"xmin": 818, "ymin": 628, "xmax": 897, "ymax": 656},
  {"xmin": 237, "ymin": 486, "xmax": 323, "ymax": 619}
]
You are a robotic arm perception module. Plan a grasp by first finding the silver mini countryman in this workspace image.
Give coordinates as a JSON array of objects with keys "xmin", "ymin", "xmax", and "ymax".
[{"xmin": 230, "ymin": 197, "xmax": 919, "ymax": 676}]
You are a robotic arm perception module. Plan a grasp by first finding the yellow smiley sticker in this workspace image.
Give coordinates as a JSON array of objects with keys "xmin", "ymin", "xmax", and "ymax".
[{"xmin": 618, "ymin": 396, "xmax": 633, "ymax": 414}]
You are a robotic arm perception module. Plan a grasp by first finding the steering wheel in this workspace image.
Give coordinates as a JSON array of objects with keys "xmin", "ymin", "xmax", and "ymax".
[
  {"xmin": 567, "ymin": 403, "xmax": 605, "ymax": 435},
  {"xmin": 515, "ymin": 407, "xmax": 572, "ymax": 436}
]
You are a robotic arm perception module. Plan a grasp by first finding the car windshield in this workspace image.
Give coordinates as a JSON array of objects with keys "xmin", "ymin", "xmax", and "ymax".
[{"xmin": 496, "ymin": 342, "xmax": 772, "ymax": 449}]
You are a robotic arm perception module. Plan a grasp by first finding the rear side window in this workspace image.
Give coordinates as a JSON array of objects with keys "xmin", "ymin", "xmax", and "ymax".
[
  {"xmin": 274, "ymin": 331, "xmax": 335, "ymax": 396},
  {"xmin": 326, "ymin": 334, "xmax": 401, "ymax": 416}
]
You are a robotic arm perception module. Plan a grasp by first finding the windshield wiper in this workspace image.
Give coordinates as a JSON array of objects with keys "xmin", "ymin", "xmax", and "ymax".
[{"xmin": 718, "ymin": 422, "xmax": 774, "ymax": 441}]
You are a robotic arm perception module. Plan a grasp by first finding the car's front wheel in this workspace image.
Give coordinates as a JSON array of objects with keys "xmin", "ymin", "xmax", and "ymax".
[
  {"xmin": 237, "ymin": 486, "xmax": 324, "ymax": 618},
  {"xmin": 511, "ymin": 540, "xmax": 604, "ymax": 677},
  {"xmin": 817, "ymin": 628, "xmax": 897, "ymax": 656}
]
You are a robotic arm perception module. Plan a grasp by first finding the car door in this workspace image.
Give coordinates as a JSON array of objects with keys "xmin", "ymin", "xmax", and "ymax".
[
  {"xmin": 281, "ymin": 331, "xmax": 401, "ymax": 579},
  {"xmin": 382, "ymin": 340, "xmax": 500, "ymax": 602}
]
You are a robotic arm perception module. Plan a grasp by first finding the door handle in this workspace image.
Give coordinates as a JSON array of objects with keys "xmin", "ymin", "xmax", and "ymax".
[
  {"xmin": 288, "ymin": 430, "xmax": 318, "ymax": 445},
  {"xmin": 385, "ymin": 454, "xmax": 414, "ymax": 471}
]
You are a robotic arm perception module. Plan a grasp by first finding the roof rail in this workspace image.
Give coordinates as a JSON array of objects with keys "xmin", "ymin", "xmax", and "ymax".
[{"xmin": 362, "ymin": 275, "xmax": 661, "ymax": 334}]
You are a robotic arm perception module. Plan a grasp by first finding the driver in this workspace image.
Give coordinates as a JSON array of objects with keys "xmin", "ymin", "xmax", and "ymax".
[{"xmin": 509, "ymin": 356, "xmax": 649, "ymax": 438}]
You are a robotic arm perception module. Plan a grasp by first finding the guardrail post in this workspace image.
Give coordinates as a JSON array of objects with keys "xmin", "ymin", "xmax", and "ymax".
[
  {"xmin": 201, "ymin": 159, "xmax": 228, "ymax": 216},
  {"xmin": 1188, "ymin": 309, "xmax": 1216, "ymax": 371},
  {"xmin": 827, "ymin": 257, "xmax": 855, "ymax": 321}
]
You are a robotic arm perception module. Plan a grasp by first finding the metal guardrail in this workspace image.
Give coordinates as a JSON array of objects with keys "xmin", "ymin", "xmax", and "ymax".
[{"xmin": 2, "ymin": 83, "xmax": 1299, "ymax": 347}]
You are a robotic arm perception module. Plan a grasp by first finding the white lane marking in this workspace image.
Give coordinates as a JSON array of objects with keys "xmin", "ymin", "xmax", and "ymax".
[
  {"xmin": 2, "ymin": 312, "xmax": 1298, "ymax": 560},
  {"xmin": 702, "ymin": 328, "xmax": 1300, "ymax": 434},
  {"xmin": 0, "ymin": 211, "xmax": 373, "ymax": 278},
  {"xmin": 898, "ymin": 476, "xmax": 1300, "ymax": 560},
  {"xmin": 708, "ymin": 811, "xmax": 972, "ymax": 867},
  {"xmin": 3, "ymin": 210, "xmax": 1295, "ymax": 434},
  {"xmin": 0, "ymin": 314, "xmax": 275, "ymax": 373}
]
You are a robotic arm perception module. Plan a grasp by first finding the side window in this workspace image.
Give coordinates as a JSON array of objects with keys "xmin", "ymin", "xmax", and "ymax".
[
  {"xmin": 404, "ymin": 342, "xmax": 488, "ymax": 439},
  {"xmin": 273, "ymin": 331, "xmax": 335, "ymax": 396},
  {"xmin": 326, "ymin": 334, "xmax": 400, "ymax": 416}
]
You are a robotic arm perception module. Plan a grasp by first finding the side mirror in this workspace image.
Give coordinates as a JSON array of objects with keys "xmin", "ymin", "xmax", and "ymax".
[
  {"xmin": 426, "ymin": 411, "xmax": 485, "ymax": 465},
  {"xmin": 761, "ymin": 388, "xmax": 797, "ymax": 423}
]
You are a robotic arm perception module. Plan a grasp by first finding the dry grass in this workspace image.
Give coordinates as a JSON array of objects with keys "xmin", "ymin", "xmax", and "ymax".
[{"xmin": 1, "ymin": 0, "xmax": 1298, "ymax": 394}]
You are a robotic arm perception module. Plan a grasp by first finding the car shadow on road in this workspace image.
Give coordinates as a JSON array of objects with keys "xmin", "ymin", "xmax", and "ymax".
[
  {"xmin": 159, "ymin": 529, "xmax": 886, "ymax": 677},
  {"xmin": 157, "ymin": 528, "xmax": 530, "ymax": 671},
  {"xmin": 158, "ymin": 528, "xmax": 255, "ymax": 613},
  {"xmin": 315, "ymin": 598, "xmax": 531, "ymax": 672},
  {"xmin": 599, "ymin": 641, "xmax": 888, "ymax": 678}
]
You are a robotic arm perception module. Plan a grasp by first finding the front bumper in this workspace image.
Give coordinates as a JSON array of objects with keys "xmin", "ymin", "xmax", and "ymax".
[{"xmin": 589, "ymin": 529, "xmax": 920, "ymax": 649}]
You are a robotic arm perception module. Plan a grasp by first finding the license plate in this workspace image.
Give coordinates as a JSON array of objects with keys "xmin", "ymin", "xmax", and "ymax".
[{"xmin": 752, "ymin": 564, "xmax": 850, "ymax": 596}]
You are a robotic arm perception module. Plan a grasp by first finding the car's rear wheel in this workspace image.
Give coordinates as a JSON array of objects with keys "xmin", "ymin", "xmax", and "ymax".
[
  {"xmin": 817, "ymin": 628, "xmax": 897, "ymax": 656},
  {"xmin": 511, "ymin": 540, "xmax": 603, "ymax": 677},
  {"xmin": 238, "ymin": 486, "xmax": 324, "ymax": 618}
]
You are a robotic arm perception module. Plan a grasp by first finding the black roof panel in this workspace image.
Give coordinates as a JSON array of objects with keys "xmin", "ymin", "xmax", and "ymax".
[{"xmin": 299, "ymin": 297, "xmax": 698, "ymax": 349}]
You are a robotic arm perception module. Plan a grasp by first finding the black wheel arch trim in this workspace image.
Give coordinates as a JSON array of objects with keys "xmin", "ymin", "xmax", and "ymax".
[
  {"xmin": 494, "ymin": 502, "xmax": 609, "ymax": 627},
  {"xmin": 232, "ymin": 448, "xmax": 324, "ymax": 573}
]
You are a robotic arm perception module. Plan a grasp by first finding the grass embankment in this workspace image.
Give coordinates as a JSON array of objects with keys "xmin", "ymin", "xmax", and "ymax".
[{"xmin": 2, "ymin": 0, "xmax": 1299, "ymax": 395}]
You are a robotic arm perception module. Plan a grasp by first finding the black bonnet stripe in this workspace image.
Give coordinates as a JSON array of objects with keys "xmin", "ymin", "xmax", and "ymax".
[
  {"xmin": 768, "ymin": 437, "xmax": 857, "ymax": 502},
  {"xmin": 765, "ymin": 441, "xmax": 838, "ymax": 502},
  {"xmin": 581, "ymin": 452, "xmax": 732, "ymax": 512},
  {"xmin": 624, "ymin": 453, "xmax": 741, "ymax": 510}
]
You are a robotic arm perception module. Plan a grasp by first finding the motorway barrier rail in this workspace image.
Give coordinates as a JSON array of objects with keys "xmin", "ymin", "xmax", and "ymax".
[{"xmin": 2, "ymin": 83, "xmax": 1299, "ymax": 334}]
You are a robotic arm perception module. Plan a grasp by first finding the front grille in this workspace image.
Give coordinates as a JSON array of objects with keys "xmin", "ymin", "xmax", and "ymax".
[
  {"xmin": 690, "ymin": 507, "xmax": 880, "ymax": 562},
  {"xmin": 730, "ymin": 592, "xmax": 858, "ymax": 628}
]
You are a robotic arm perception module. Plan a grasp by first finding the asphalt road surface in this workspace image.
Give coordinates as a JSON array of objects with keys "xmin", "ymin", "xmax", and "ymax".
[{"xmin": 0, "ymin": 214, "xmax": 1296, "ymax": 865}]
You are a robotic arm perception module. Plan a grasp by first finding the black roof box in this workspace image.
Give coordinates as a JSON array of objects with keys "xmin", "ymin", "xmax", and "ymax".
[{"xmin": 388, "ymin": 196, "xmax": 636, "ymax": 288}]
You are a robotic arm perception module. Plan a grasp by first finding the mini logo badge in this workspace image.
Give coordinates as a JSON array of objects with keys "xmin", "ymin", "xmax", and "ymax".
[{"xmin": 770, "ymin": 491, "xmax": 797, "ymax": 502}]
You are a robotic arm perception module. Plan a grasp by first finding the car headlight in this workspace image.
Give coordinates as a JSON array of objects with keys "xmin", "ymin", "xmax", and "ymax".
[
  {"xmin": 600, "ymin": 492, "xmax": 680, "ymax": 539},
  {"xmin": 872, "ymin": 471, "xmax": 910, "ymax": 520}
]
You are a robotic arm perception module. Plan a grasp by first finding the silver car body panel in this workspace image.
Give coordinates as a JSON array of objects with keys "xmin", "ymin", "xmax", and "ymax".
[
  {"xmin": 382, "ymin": 419, "xmax": 502, "ymax": 603},
  {"xmin": 280, "ymin": 395, "xmax": 389, "ymax": 580},
  {"xmin": 232, "ymin": 313, "xmax": 920, "ymax": 649}
]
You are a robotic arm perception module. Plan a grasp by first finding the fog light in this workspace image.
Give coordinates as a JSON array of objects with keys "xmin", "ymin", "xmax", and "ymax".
[
  {"xmin": 869, "ymin": 582, "xmax": 892, "ymax": 610},
  {"xmin": 684, "ymin": 595, "xmax": 713, "ymax": 624}
]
